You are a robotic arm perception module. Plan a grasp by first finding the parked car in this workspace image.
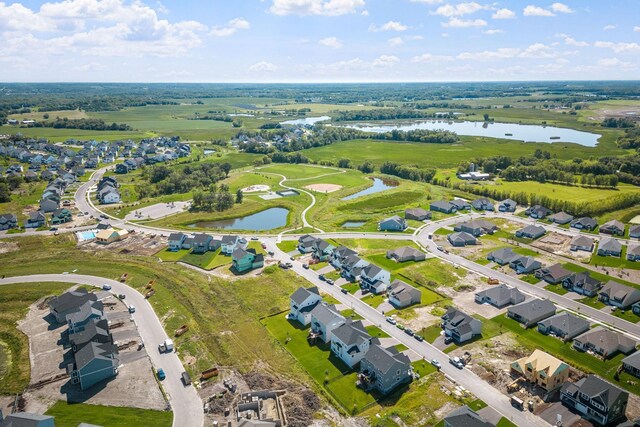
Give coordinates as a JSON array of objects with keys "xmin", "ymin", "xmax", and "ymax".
[
  {"xmin": 250, "ymin": 237, "xmax": 259, "ymax": 240},
  {"xmin": 102, "ymin": 284, "xmax": 112, "ymax": 291},
  {"xmin": 326, "ymin": 279, "xmax": 334, "ymax": 285},
  {"xmin": 449, "ymin": 356, "xmax": 464, "ymax": 369},
  {"xmin": 128, "ymin": 306, "xmax": 136, "ymax": 313},
  {"xmin": 181, "ymin": 371, "xmax": 192, "ymax": 386},
  {"xmin": 157, "ymin": 368, "xmax": 166, "ymax": 380},
  {"xmin": 437, "ymin": 246, "xmax": 444, "ymax": 252},
  {"xmin": 341, "ymin": 288, "xmax": 348, "ymax": 294},
  {"xmin": 404, "ymin": 328, "xmax": 414, "ymax": 336},
  {"xmin": 118, "ymin": 294, "xmax": 126, "ymax": 300},
  {"xmin": 386, "ymin": 316, "xmax": 396, "ymax": 325},
  {"xmin": 268, "ymin": 250, "xmax": 274, "ymax": 256},
  {"xmin": 396, "ymin": 324, "xmax": 405, "ymax": 331},
  {"xmin": 49, "ymin": 227, "xmax": 58, "ymax": 232},
  {"xmin": 290, "ymin": 256, "xmax": 295, "ymax": 261},
  {"xmin": 262, "ymin": 243, "xmax": 267, "ymax": 249},
  {"xmin": 302, "ymin": 264, "xmax": 309, "ymax": 269},
  {"xmin": 414, "ymin": 335, "xmax": 424, "ymax": 342},
  {"xmin": 318, "ymin": 274, "xmax": 326, "ymax": 281},
  {"xmin": 430, "ymin": 359, "xmax": 441, "ymax": 369}
]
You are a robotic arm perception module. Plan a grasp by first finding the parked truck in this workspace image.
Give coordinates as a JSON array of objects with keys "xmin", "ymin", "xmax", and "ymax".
[{"xmin": 158, "ymin": 339, "xmax": 174, "ymax": 353}]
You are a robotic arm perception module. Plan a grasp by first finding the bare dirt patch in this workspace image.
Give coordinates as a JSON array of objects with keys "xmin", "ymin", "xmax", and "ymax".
[
  {"xmin": 80, "ymin": 232, "xmax": 166, "ymax": 257},
  {"xmin": 304, "ymin": 183, "xmax": 343, "ymax": 193},
  {"xmin": 439, "ymin": 272, "xmax": 508, "ymax": 318},
  {"xmin": 0, "ymin": 241, "xmax": 19, "ymax": 254},
  {"xmin": 242, "ymin": 185, "xmax": 270, "ymax": 193}
]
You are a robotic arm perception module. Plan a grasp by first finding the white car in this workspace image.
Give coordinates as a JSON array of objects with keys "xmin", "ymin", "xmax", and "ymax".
[
  {"xmin": 128, "ymin": 306, "xmax": 136, "ymax": 313},
  {"xmin": 102, "ymin": 284, "xmax": 112, "ymax": 291},
  {"xmin": 385, "ymin": 316, "xmax": 396, "ymax": 325}
]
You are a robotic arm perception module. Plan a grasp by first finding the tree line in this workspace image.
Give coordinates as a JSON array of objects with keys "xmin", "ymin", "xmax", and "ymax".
[
  {"xmin": 30, "ymin": 118, "xmax": 132, "ymax": 131},
  {"xmin": 136, "ymin": 162, "xmax": 232, "ymax": 199}
]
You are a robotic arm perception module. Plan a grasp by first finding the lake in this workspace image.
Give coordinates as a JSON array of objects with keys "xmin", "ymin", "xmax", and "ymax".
[
  {"xmin": 341, "ymin": 221, "xmax": 366, "ymax": 228},
  {"xmin": 188, "ymin": 207, "xmax": 289, "ymax": 231},
  {"xmin": 280, "ymin": 116, "xmax": 331, "ymax": 126},
  {"xmin": 342, "ymin": 178, "xmax": 397, "ymax": 201},
  {"xmin": 342, "ymin": 120, "xmax": 601, "ymax": 147}
]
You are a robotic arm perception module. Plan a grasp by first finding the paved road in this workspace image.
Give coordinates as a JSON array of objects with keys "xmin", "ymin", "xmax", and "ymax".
[
  {"xmin": 264, "ymin": 240, "xmax": 549, "ymax": 427},
  {"xmin": 0, "ymin": 274, "xmax": 203, "ymax": 427}
]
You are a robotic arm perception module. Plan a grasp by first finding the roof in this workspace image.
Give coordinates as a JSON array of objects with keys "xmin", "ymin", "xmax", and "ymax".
[
  {"xmin": 499, "ymin": 198, "xmax": 516, "ymax": 206},
  {"xmin": 538, "ymin": 312, "xmax": 589, "ymax": 336},
  {"xmin": 444, "ymin": 405, "xmax": 494, "ymax": 427},
  {"xmin": 363, "ymin": 263, "xmax": 383, "ymax": 277},
  {"xmin": 192, "ymin": 233, "xmax": 212, "ymax": 244},
  {"xmin": 361, "ymin": 344, "xmax": 410, "ymax": 375},
  {"xmin": 476, "ymin": 284, "xmax": 524, "ymax": 304},
  {"xmin": 512, "ymin": 349, "xmax": 569, "ymax": 378},
  {"xmin": 311, "ymin": 303, "xmax": 344, "ymax": 325},
  {"xmin": 570, "ymin": 235, "xmax": 594, "ymax": 247},
  {"xmin": 388, "ymin": 279, "xmax": 421, "ymax": 305},
  {"xmin": 168, "ymin": 232, "xmax": 185, "ymax": 241},
  {"xmin": 387, "ymin": 246, "xmax": 424, "ymax": 259},
  {"xmin": 629, "ymin": 245, "xmax": 640, "ymax": 256},
  {"xmin": 599, "ymin": 237, "xmax": 622, "ymax": 252},
  {"xmin": 510, "ymin": 255, "xmax": 540, "ymax": 270},
  {"xmin": 73, "ymin": 341, "xmax": 118, "ymax": 371},
  {"xmin": 548, "ymin": 212, "xmax": 574, "ymax": 223},
  {"xmin": 575, "ymin": 327, "xmax": 636, "ymax": 354},
  {"xmin": 290, "ymin": 286, "xmax": 320, "ymax": 305},
  {"xmin": 221, "ymin": 235, "xmax": 238, "ymax": 244},
  {"xmin": 565, "ymin": 272, "xmax": 601, "ymax": 291},
  {"xmin": 448, "ymin": 231, "xmax": 476, "ymax": 244},
  {"xmin": 333, "ymin": 245, "xmax": 357, "ymax": 258},
  {"xmin": 508, "ymin": 299, "xmax": 556, "ymax": 321},
  {"xmin": 95, "ymin": 229, "xmax": 118, "ymax": 240},
  {"xmin": 332, "ymin": 320, "xmax": 370, "ymax": 347},
  {"xmin": 562, "ymin": 375, "xmax": 628, "ymax": 408},
  {"xmin": 0, "ymin": 412, "xmax": 55, "ymax": 427},
  {"xmin": 539, "ymin": 263, "xmax": 572, "ymax": 281},
  {"xmin": 431, "ymin": 200, "xmax": 454, "ymax": 210},
  {"xmin": 600, "ymin": 280, "xmax": 640, "ymax": 306},
  {"xmin": 488, "ymin": 247, "xmax": 516, "ymax": 261},
  {"xmin": 69, "ymin": 319, "xmax": 111, "ymax": 347},
  {"xmin": 49, "ymin": 289, "xmax": 97, "ymax": 313},
  {"xmin": 66, "ymin": 300, "xmax": 103, "ymax": 324},
  {"xmin": 571, "ymin": 217, "xmax": 598, "ymax": 228},
  {"xmin": 622, "ymin": 351, "xmax": 640, "ymax": 370},
  {"xmin": 405, "ymin": 207, "xmax": 428, "ymax": 216},
  {"xmin": 519, "ymin": 224, "xmax": 546, "ymax": 236},
  {"xmin": 601, "ymin": 219, "xmax": 625, "ymax": 231}
]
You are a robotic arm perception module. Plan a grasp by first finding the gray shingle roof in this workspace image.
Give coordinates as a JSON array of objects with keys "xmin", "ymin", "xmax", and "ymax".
[
  {"xmin": 361, "ymin": 344, "xmax": 410, "ymax": 375},
  {"xmin": 290, "ymin": 286, "xmax": 320, "ymax": 305},
  {"xmin": 49, "ymin": 289, "xmax": 97, "ymax": 313},
  {"xmin": 332, "ymin": 320, "xmax": 370, "ymax": 347},
  {"xmin": 311, "ymin": 303, "xmax": 344, "ymax": 325},
  {"xmin": 444, "ymin": 405, "xmax": 495, "ymax": 427},
  {"xmin": 508, "ymin": 299, "xmax": 556, "ymax": 321},
  {"xmin": 565, "ymin": 375, "xmax": 628, "ymax": 408},
  {"xmin": 538, "ymin": 312, "xmax": 589, "ymax": 336}
]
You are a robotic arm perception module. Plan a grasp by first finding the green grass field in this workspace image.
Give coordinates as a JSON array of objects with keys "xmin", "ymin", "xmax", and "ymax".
[{"xmin": 45, "ymin": 401, "xmax": 172, "ymax": 427}]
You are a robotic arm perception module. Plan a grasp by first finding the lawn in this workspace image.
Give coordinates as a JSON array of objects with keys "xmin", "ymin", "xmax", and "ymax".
[
  {"xmin": 260, "ymin": 164, "xmax": 342, "ymax": 180},
  {"xmin": 411, "ymin": 359, "xmax": 437, "ymax": 377},
  {"xmin": 544, "ymin": 284, "xmax": 569, "ymax": 295},
  {"xmin": 563, "ymin": 262, "xmax": 639, "ymax": 290},
  {"xmin": 277, "ymin": 240, "xmax": 299, "ymax": 253},
  {"xmin": 156, "ymin": 248, "xmax": 188, "ymax": 262},
  {"xmin": 399, "ymin": 258, "xmax": 463, "ymax": 288},
  {"xmin": 418, "ymin": 324, "xmax": 443, "ymax": 343},
  {"xmin": 590, "ymin": 245, "xmax": 640, "ymax": 270},
  {"xmin": 361, "ymin": 293, "xmax": 387, "ymax": 309},
  {"xmin": 180, "ymin": 250, "xmax": 218, "ymax": 270},
  {"xmin": 497, "ymin": 418, "xmax": 518, "ymax": 427},
  {"xmin": 45, "ymin": 401, "xmax": 172, "ymax": 427},
  {"xmin": 365, "ymin": 325, "xmax": 390, "ymax": 338},
  {"xmin": 341, "ymin": 282, "xmax": 361, "ymax": 295}
]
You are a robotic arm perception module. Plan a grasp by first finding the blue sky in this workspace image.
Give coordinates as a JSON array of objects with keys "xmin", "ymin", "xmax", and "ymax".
[{"xmin": 0, "ymin": 0, "xmax": 639, "ymax": 82}]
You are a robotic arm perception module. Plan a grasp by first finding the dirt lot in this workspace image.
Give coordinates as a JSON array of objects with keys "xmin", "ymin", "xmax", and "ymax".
[
  {"xmin": 531, "ymin": 232, "xmax": 591, "ymax": 262},
  {"xmin": 438, "ymin": 272, "xmax": 508, "ymax": 318},
  {"xmin": 17, "ymin": 288, "xmax": 166, "ymax": 414},
  {"xmin": 81, "ymin": 232, "xmax": 166, "ymax": 257},
  {"xmin": 304, "ymin": 183, "xmax": 343, "ymax": 193}
]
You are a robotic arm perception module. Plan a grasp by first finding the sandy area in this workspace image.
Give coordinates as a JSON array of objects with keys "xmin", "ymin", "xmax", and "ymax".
[
  {"xmin": 124, "ymin": 201, "xmax": 190, "ymax": 221},
  {"xmin": 304, "ymin": 183, "xmax": 343, "ymax": 193},
  {"xmin": 630, "ymin": 215, "xmax": 640, "ymax": 225},
  {"xmin": 242, "ymin": 185, "xmax": 270, "ymax": 193}
]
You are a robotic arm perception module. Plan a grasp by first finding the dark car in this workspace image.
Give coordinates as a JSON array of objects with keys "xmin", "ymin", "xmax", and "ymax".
[
  {"xmin": 414, "ymin": 335, "xmax": 424, "ymax": 342},
  {"xmin": 49, "ymin": 227, "xmax": 58, "ymax": 232},
  {"xmin": 341, "ymin": 288, "xmax": 348, "ymax": 294},
  {"xmin": 318, "ymin": 274, "xmax": 326, "ymax": 281},
  {"xmin": 181, "ymin": 371, "xmax": 192, "ymax": 386}
]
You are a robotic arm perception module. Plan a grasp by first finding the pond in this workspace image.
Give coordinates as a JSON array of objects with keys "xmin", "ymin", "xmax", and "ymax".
[
  {"xmin": 188, "ymin": 207, "xmax": 289, "ymax": 231},
  {"xmin": 203, "ymin": 149, "xmax": 216, "ymax": 155},
  {"xmin": 342, "ymin": 120, "xmax": 601, "ymax": 147},
  {"xmin": 342, "ymin": 178, "xmax": 397, "ymax": 201},
  {"xmin": 280, "ymin": 116, "xmax": 331, "ymax": 126},
  {"xmin": 341, "ymin": 221, "xmax": 366, "ymax": 228}
]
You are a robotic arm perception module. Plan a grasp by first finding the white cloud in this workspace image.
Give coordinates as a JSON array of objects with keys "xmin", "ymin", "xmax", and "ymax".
[
  {"xmin": 372, "ymin": 54, "xmax": 400, "ymax": 66},
  {"xmin": 483, "ymin": 29, "xmax": 503, "ymax": 35},
  {"xmin": 269, "ymin": 0, "xmax": 365, "ymax": 16},
  {"xmin": 603, "ymin": 24, "xmax": 616, "ymax": 31},
  {"xmin": 523, "ymin": 5, "xmax": 555, "ymax": 16},
  {"xmin": 388, "ymin": 36, "xmax": 404, "ymax": 46},
  {"xmin": 369, "ymin": 21, "xmax": 408, "ymax": 32},
  {"xmin": 361, "ymin": 9, "xmax": 369, "ymax": 15},
  {"xmin": 457, "ymin": 43, "xmax": 566, "ymax": 60},
  {"xmin": 210, "ymin": 18, "xmax": 250, "ymax": 37},
  {"xmin": 319, "ymin": 36, "xmax": 342, "ymax": 48},
  {"xmin": 410, "ymin": 53, "xmax": 454, "ymax": 62},
  {"xmin": 433, "ymin": 2, "xmax": 485, "ymax": 17},
  {"xmin": 409, "ymin": 0, "xmax": 443, "ymax": 3},
  {"xmin": 442, "ymin": 17, "xmax": 487, "ymax": 28},
  {"xmin": 248, "ymin": 61, "xmax": 277, "ymax": 72},
  {"xmin": 594, "ymin": 41, "xmax": 640, "ymax": 53},
  {"xmin": 555, "ymin": 33, "xmax": 588, "ymax": 47},
  {"xmin": 550, "ymin": 2, "xmax": 573, "ymax": 13},
  {"xmin": 634, "ymin": 26, "xmax": 640, "ymax": 33},
  {"xmin": 492, "ymin": 8, "xmax": 515, "ymax": 19},
  {"xmin": 597, "ymin": 57, "xmax": 627, "ymax": 67}
]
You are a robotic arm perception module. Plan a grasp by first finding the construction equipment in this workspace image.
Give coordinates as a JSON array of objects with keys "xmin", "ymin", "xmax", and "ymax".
[
  {"xmin": 145, "ymin": 289, "xmax": 155, "ymax": 298},
  {"xmin": 145, "ymin": 280, "xmax": 155, "ymax": 289},
  {"xmin": 201, "ymin": 367, "xmax": 219, "ymax": 380},
  {"xmin": 175, "ymin": 324, "xmax": 189, "ymax": 337},
  {"xmin": 119, "ymin": 273, "xmax": 128, "ymax": 282},
  {"xmin": 487, "ymin": 278, "xmax": 499, "ymax": 285}
]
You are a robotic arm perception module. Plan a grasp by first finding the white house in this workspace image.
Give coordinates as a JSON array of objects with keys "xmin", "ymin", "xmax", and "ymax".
[
  {"xmin": 330, "ymin": 320, "xmax": 372, "ymax": 368},
  {"xmin": 289, "ymin": 287, "xmax": 322, "ymax": 326}
]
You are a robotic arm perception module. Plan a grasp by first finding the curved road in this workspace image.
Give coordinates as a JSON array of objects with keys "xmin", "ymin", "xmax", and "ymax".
[{"xmin": 0, "ymin": 274, "xmax": 203, "ymax": 427}]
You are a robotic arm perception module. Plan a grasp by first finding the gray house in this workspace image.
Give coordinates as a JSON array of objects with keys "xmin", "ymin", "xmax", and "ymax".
[
  {"xmin": 167, "ymin": 233, "xmax": 186, "ymax": 251},
  {"xmin": 627, "ymin": 245, "xmax": 640, "ymax": 262},
  {"xmin": 444, "ymin": 406, "xmax": 495, "ymax": 427},
  {"xmin": 447, "ymin": 231, "xmax": 477, "ymax": 247},
  {"xmin": 191, "ymin": 234, "xmax": 213, "ymax": 254},
  {"xmin": 525, "ymin": 205, "xmax": 552, "ymax": 219},
  {"xmin": 0, "ymin": 413, "xmax": 55, "ymax": 427},
  {"xmin": 378, "ymin": 215, "xmax": 408, "ymax": 232},
  {"xmin": 548, "ymin": 212, "xmax": 574, "ymax": 225},
  {"xmin": 330, "ymin": 246, "xmax": 358, "ymax": 269},
  {"xmin": 310, "ymin": 303, "xmax": 345, "ymax": 343},
  {"xmin": 562, "ymin": 271, "xmax": 602, "ymax": 297},
  {"xmin": 387, "ymin": 279, "xmax": 421, "ymax": 308},
  {"xmin": 560, "ymin": 375, "xmax": 629, "ymax": 426},
  {"xmin": 630, "ymin": 224, "xmax": 640, "ymax": 239},
  {"xmin": 507, "ymin": 299, "xmax": 556, "ymax": 328},
  {"xmin": 599, "ymin": 280, "xmax": 640, "ymax": 309},
  {"xmin": 49, "ymin": 289, "xmax": 100, "ymax": 323},
  {"xmin": 68, "ymin": 342, "xmax": 119, "ymax": 390},
  {"xmin": 509, "ymin": 255, "xmax": 542, "ymax": 274},
  {"xmin": 359, "ymin": 344, "xmax": 411, "ymax": 395},
  {"xmin": 573, "ymin": 327, "xmax": 636, "ymax": 359},
  {"xmin": 471, "ymin": 197, "xmax": 494, "ymax": 211},
  {"xmin": 537, "ymin": 312, "xmax": 590, "ymax": 341},
  {"xmin": 600, "ymin": 220, "xmax": 625, "ymax": 236},
  {"xmin": 0, "ymin": 213, "xmax": 18, "ymax": 231},
  {"xmin": 67, "ymin": 300, "xmax": 104, "ymax": 334},
  {"xmin": 298, "ymin": 234, "xmax": 317, "ymax": 253},
  {"xmin": 515, "ymin": 224, "xmax": 546, "ymax": 240},
  {"xmin": 360, "ymin": 264, "xmax": 391, "ymax": 294},
  {"xmin": 441, "ymin": 307, "xmax": 482, "ymax": 343},
  {"xmin": 475, "ymin": 284, "xmax": 525, "ymax": 308},
  {"xmin": 341, "ymin": 255, "xmax": 369, "ymax": 281},
  {"xmin": 486, "ymin": 247, "xmax": 517, "ymax": 265},
  {"xmin": 570, "ymin": 235, "xmax": 594, "ymax": 252},
  {"xmin": 430, "ymin": 200, "xmax": 457, "ymax": 214},
  {"xmin": 450, "ymin": 199, "xmax": 471, "ymax": 211},
  {"xmin": 570, "ymin": 217, "xmax": 598, "ymax": 231},
  {"xmin": 312, "ymin": 239, "xmax": 336, "ymax": 261},
  {"xmin": 498, "ymin": 199, "xmax": 517, "ymax": 212},
  {"xmin": 535, "ymin": 263, "xmax": 572, "ymax": 284},
  {"xmin": 597, "ymin": 237, "xmax": 622, "ymax": 257},
  {"xmin": 69, "ymin": 318, "xmax": 113, "ymax": 353},
  {"xmin": 405, "ymin": 207, "xmax": 431, "ymax": 221},
  {"xmin": 330, "ymin": 319, "xmax": 372, "ymax": 368},
  {"xmin": 453, "ymin": 220, "xmax": 497, "ymax": 237},
  {"xmin": 386, "ymin": 246, "xmax": 426, "ymax": 263},
  {"xmin": 622, "ymin": 352, "xmax": 640, "ymax": 378},
  {"xmin": 24, "ymin": 211, "xmax": 46, "ymax": 229}
]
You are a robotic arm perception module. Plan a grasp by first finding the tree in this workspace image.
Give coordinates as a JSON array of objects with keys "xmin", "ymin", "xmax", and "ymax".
[
  {"xmin": 220, "ymin": 162, "xmax": 232, "ymax": 177},
  {"xmin": 235, "ymin": 189, "xmax": 243, "ymax": 204},
  {"xmin": 0, "ymin": 182, "xmax": 10, "ymax": 203},
  {"xmin": 337, "ymin": 158, "xmax": 352, "ymax": 169},
  {"xmin": 6, "ymin": 175, "xmax": 23, "ymax": 190},
  {"xmin": 357, "ymin": 161, "xmax": 375, "ymax": 173},
  {"xmin": 483, "ymin": 113, "xmax": 490, "ymax": 121}
]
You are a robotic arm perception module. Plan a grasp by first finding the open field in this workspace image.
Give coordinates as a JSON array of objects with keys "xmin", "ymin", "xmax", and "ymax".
[{"xmin": 45, "ymin": 401, "xmax": 172, "ymax": 427}]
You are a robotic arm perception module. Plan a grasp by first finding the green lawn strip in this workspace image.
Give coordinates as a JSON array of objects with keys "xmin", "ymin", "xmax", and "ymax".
[
  {"xmin": 277, "ymin": 240, "xmax": 299, "ymax": 253},
  {"xmin": 180, "ymin": 251, "xmax": 218, "ymax": 270},
  {"xmin": 497, "ymin": 417, "xmax": 519, "ymax": 427},
  {"xmin": 519, "ymin": 274, "xmax": 540, "ymax": 284},
  {"xmin": 365, "ymin": 325, "xmax": 390, "ymax": 339},
  {"xmin": 362, "ymin": 293, "xmax": 387, "ymax": 309},
  {"xmin": 467, "ymin": 398, "xmax": 488, "ymax": 412},
  {"xmin": 411, "ymin": 359, "xmax": 437, "ymax": 377},
  {"xmin": 398, "ymin": 258, "xmax": 464, "ymax": 288},
  {"xmin": 365, "ymin": 254, "xmax": 420, "ymax": 272},
  {"xmin": 563, "ymin": 262, "xmax": 639, "ymax": 289},
  {"xmin": 544, "ymin": 284, "xmax": 569, "ymax": 295},
  {"xmin": 417, "ymin": 324, "xmax": 443, "ymax": 344},
  {"xmin": 341, "ymin": 282, "xmax": 361, "ymax": 295},
  {"xmin": 433, "ymin": 227, "xmax": 451, "ymax": 236},
  {"xmin": 577, "ymin": 296, "xmax": 606, "ymax": 309},
  {"xmin": 590, "ymin": 245, "xmax": 640, "ymax": 270},
  {"xmin": 155, "ymin": 248, "xmax": 188, "ymax": 262},
  {"xmin": 324, "ymin": 271, "xmax": 341, "ymax": 281},
  {"xmin": 395, "ymin": 344, "xmax": 409, "ymax": 352},
  {"xmin": 204, "ymin": 249, "xmax": 231, "ymax": 270},
  {"xmin": 310, "ymin": 261, "xmax": 329, "ymax": 271},
  {"xmin": 340, "ymin": 309, "xmax": 363, "ymax": 320},
  {"xmin": 45, "ymin": 401, "xmax": 172, "ymax": 427}
]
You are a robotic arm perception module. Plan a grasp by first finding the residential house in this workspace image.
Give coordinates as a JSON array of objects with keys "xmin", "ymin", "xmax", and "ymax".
[
  {"xmin": 95, "ymin": 228, "xmax": 128, "ymax": 244},
  {"xmin": 49, "ymin": 289, "xmax": 99, "ymax": 323},
  {"xmin": 548, "ymin": 212, "xmax": 574, "ymax": 225},
  {"xmin": 360, "ymin": 264, "xmax": 391, "ymax": 294},
  {"xmin": 450, "ymin": 199, "xmax": 471, "ymax": 211},
  {"xmin": 570, "ymin": 217, "xmax": 598, "ymax": 231},
  {"xmin": 297, "ymin": 235, "xmax": 317, "ymax": 253},
  {"xmin": 570, "ymin": 235, "xmax": 594, "ymax": 252},
  {"xmin": 191, "ymin": 234, "xmax": 213, "ymax": 254},
  {"xmin": 509, "ymin": 256, "xmax": 542, "ymax": 274},
  {"xmin": 443, "ymin": 405, "xmax": 495, "ymax": 427},
  {"xmin": 387, "ymin": 279, "xmax": 421, "ymax": 308},
  {"xmin": 69, "ymin": 319, "xmax": 113, "ymax": 353},
  {"xmin": 475, "ymin": 284, "xmax": 525, "ymax": 308},
  {"xmin": 330, "ymin": 319, "xmax": 372, "ymax": 368},
  {"xmin": 525, "ymin": 205, "xmax": 553, "ymax": 219},
  {"xmin": 309, "ymin": 303, "xmax": 345, "ymax": 343},
  {"xmin": 507, "ymin": 299, "xmax": 556, "ymax": 328},
  {"xmin": 498, "ymin": 199, "xmax": 517, "ymax": 213},
  {"xmin": 167, "ymin": 233, "xmax": 186, "ymax": 251},
  {"xmin": 221, "ymin": 235, "xmax": 246, "ymax": 255},
  {"xmin": 537, "ymin": 312, "xmax": 590, "ymax": 341},
  {"xmin": 535, "ymin": 263, "xmax": 572, "ymax": 284},
  {"xmin": 515, "ymin": 225, "xmax": 546, "ymax": 240},
  {"xmin": 626, "ymin": 245, "xmax": 640, "ymax": 262},
  {"xmin": 600, "ymin": 220, "xmax": 625, "ymax": 236},
  {"xmin": 40, "ymin": 170, "xmax": 54, "ymax": 181},
  {"xmin": 341, "ymin": 255, "xmax": 369, "ymax": 281},
  {"xmin": 51, "ymin": 208, "xmax": 72, "ymax": 225},
  {"xmin": 312, "ymin": 239, "xmax": 336, "ymax": 261},
  {"xmin": 232, "ymin": 248, "xmax": 264, "ymax": 273},
  {"xmin": 447, "ymin": 232, "xmax": 477, "ymax": 247},
  {"xmin": 486, "ymin": 247, "xmax": 518, "ymax": 265},
  {"xmin": 560, "ymin": 375, "xmax": 629, "ymax": 426},
  {"xmin": 358, "ymin": 344, "xmax": 411, "ymax": 395},
  {"xmin": 562, "ymin": 272, "xmax": 602, "ymax": 297},
  {"xmin": 597, "ymin": 237, "xmax": 622, "ymax": 257},
  {"xmin": 24, "ymin": 211, "xmax": 46, "ymax": 229},
  {"xmin": 330, "ymin": 246, "xmax": 358, "ymax": 269},
  {"xmin": 630, "ymin": 225, "xmax": 640, "ymax": 239},
  {"xmin": 471, "ymin": 197, "xmax": 494, "ymax": 211},
  {"xmin": 0, "ymin": 213, "xmax": 18, "ymax": 230},
  {"xmin": 67, "ymin": 300, "xmax": 104, "ymax": 334},
  {"xmin": 98, "ymin": 187, "xmax": 120, "ymax": 204},
  {"xmin": 573, "ymin": 327, "xmax": 636, "ymax": 359},
  {"xmin": 405, "ymin": 207, "xmax": 431, "ymax": 221},
  {"xmin": 0, "ymin": 413, "xmax": 55, "ymax": 427},
  {"xmin": 68, "ymin": 342, "xmax": 119, "ymax": 390},
  {"xmin": 289, "ymin": 287, "xmax": 322, "ymax": 326},
  {"xmin": 510, "ymin": 349, "xmax": 570, "ymax": 392},
  {"xmin": 386, "ymin": 246, "xmax": 426, "ymax": 263},
  {"xmin": 459, "ymin": 219, "xmax": 498, "ymax": 236},
  {"xmin": 39, "ymin": 198, "xmax": 59, "ymax": 213},
  {"xmin": 430, "ymin": 200, "xmax": 457, "ymax": 214},
  {"xmin": 441, "ymin": 307, "xmax": 482, "ymax": 344},
  {"xmin": 622, "ymin": 352, "xmax": 640, "ymax": 378},
  {"xmin": 378, "ymin": 215, "xmax": 408, "ymax": 232},
  {"xmin": 115, "ymin": 163, "xmax": 129, "ymax": 174},
  {"xmin": 598, "ymin": 280, "xmax": 640, "ymax": 309}
]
